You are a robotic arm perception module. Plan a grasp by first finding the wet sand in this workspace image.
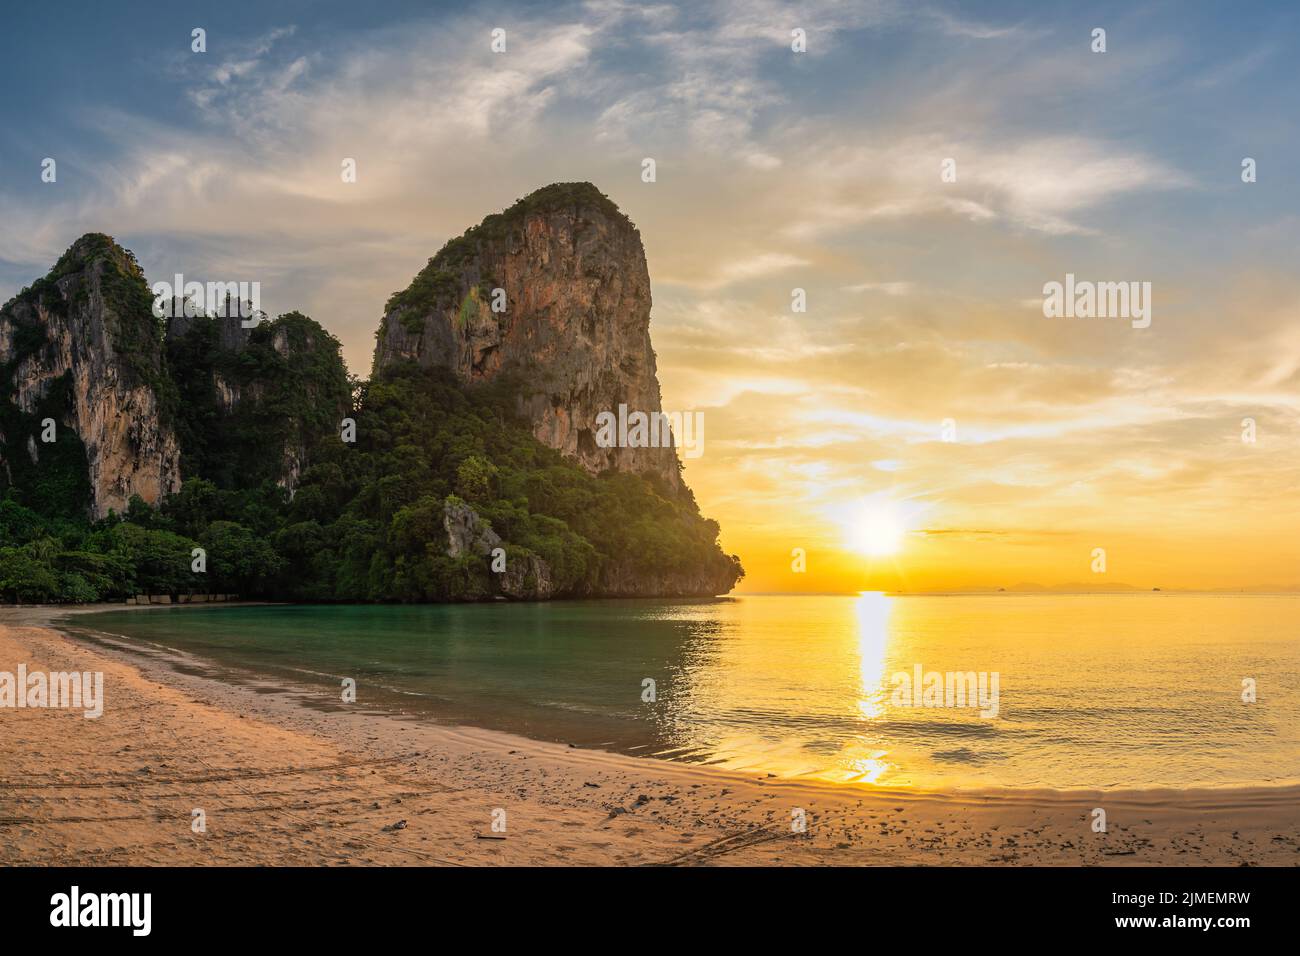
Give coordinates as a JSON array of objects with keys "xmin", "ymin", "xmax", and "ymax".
[{"xmin": 1, "ymin": 609, "xmax": 1296, "ymax": 866}]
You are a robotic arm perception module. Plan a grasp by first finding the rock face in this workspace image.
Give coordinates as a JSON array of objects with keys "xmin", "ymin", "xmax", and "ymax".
[
  {"xmin": 0, "ymin": 235, "xmax": 181, "ymax": 518},
  {"xmin": 164, "ymin": 310, "xmax": 352, "ymax": 493},
  {"xmin": 590, "ymin": 562, "xmax": 743, "ymax": 599},
  {"xmin": 443, "ymin": 497, "xmax": 555, "ymax": 600},
  {"xmin": 165, "ymin": 307, "xmax": 253, "ymax": 353},
  {"xmin": 373, "ymin": 183, "xmax": 680, "ymax": 489}
]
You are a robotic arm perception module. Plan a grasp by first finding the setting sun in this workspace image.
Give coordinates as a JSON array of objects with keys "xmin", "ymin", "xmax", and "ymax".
[{"xmin": 847, "ymin": 500, "xmax": 909, "ymax": 557}]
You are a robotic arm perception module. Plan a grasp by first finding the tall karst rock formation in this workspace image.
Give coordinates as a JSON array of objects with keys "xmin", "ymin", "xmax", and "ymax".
[
  {"xmin": 0, "ymin": 234, "xmax": 181, "ymax": 519},
  {"xmin": 373, "ymin": 182, "xmax": 681, "ymax": 490},
  {"xmin": 0, "ymin": 236, "xmax": 350, "ymax": 520}
]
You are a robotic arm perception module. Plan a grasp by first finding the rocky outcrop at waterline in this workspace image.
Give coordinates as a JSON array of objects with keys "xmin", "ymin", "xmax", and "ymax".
[{"xmin": 443, "ymin": 497, "xmax": 556, "ymax": 600}]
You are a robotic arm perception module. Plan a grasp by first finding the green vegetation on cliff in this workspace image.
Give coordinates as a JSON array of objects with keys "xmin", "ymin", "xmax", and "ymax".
[
  {"xmin": 267, "ymin": 362, "xmax": 740, "ymax": 601},
  {"xmin": 0, "ymin": 362, "xmax": 742, "ymax": 602},
  {"xmin": 1, "ymin": 226, "xmax": 743, "ymax": 604},
  {"xmin": 166, "ymin": 310, "xmax": 353, "ymax": 488}
]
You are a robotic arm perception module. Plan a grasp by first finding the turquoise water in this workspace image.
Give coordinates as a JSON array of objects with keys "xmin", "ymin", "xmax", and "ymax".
[{"xmin": 73, "ymin": 593, "xmax": 1300, "ymax": 790}]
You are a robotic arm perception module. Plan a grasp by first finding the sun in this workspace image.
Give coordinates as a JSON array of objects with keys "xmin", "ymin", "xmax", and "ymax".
[{"xmin": 846, "ymin": 499, "xmax": 909, "ymax": 557}]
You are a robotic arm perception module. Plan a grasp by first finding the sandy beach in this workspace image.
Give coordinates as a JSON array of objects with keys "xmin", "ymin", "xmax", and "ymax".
[{"xmin": 1, "ymin": 608, "xmax": 1296, "ymax": 867}]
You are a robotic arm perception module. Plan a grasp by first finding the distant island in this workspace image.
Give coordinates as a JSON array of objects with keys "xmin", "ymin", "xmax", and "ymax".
[{"xmin": 0, "ymin": 183, "xmax": 743, "ymax": 604}]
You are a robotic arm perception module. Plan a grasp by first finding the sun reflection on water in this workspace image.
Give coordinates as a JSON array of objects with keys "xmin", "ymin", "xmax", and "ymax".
[
  {"xmin": 854, "ymin": 591, "xmax": 893, "ymax": 721},
  {"xmin": 845, "ymin": 591, "xmax": 896, "ymax": 783}
]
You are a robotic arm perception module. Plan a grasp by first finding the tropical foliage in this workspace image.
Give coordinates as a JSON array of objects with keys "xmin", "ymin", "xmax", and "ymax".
[{"xmin": 0, "ymin": 233, "xmax": 742, "ymax": 604}]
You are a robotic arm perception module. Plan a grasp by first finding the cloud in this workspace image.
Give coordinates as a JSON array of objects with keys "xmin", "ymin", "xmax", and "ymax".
[
  {"xmin": 780, "ymin": 134, "xmax": 1190, "ymax": 240},
  {"xmin": 925, "ymin": 10, "xmax": 1026, "ymax": 41},
  {"xmin": 844, "ymin": 281, "xmax": 912, "ymax": 295},
  {"xmin": 664, "ymin": 252, "xmax": 811, "ymax": 290}
]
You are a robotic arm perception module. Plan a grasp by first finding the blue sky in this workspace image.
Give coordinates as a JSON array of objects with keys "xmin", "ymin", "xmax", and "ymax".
[
  {"xmin": 3, "ymin": 1, "xmax": 1297, "ymax": 300},
  {"xmin": 2, "ymin": 0, "xmax": 1298, "ymax": 589}
]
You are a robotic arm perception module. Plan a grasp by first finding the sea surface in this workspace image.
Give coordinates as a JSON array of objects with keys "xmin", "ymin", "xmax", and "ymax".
[{"xmin": 71, "ymin": 593, "xmax": 1300, "ymax": 790}]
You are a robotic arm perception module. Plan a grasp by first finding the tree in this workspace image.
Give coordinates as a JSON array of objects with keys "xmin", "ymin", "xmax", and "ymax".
[
  {"xmin": 201, "ymin": 521, "xmax": 284, "ymax": 595},
  {"xmin": 0, "ymin": 548, "xmax": 60, "ymax": 603},
  {"xmin": 455, "ymin": 455, "xmax": 498, "ymax": 503},
  {"xmin": 104, "ymin": 523, "xmax": 201, "ymax": 596},
  {"xmin": 162, "ymin": 478, "xmax": 223, "ymax": 539}
]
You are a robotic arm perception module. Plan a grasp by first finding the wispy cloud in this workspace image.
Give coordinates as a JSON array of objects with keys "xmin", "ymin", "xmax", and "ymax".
[{"xmin": 781, "ymin": 134, "xmax": 1190, "ymax": 239}]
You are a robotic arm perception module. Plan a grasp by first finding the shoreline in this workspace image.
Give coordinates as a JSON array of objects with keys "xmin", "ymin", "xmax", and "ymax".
[{"xmin": 1, "ymin": 607, "xmax": 1297, "ymax": 865}]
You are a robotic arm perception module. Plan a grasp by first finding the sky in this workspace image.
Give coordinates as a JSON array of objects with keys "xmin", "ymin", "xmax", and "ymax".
[{"xmin": 1, "ymin": 0, "xmax": 1297, "ymax": 593}]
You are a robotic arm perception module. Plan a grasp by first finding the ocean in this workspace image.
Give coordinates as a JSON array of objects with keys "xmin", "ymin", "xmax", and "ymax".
[{"xmin": 70, "ymin": 593, "xmax": 1300, "ymax": 790}]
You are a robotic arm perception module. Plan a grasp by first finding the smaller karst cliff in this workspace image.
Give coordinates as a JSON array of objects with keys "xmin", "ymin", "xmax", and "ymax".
[
  {"xmin": 0, "ymin": 235, "xmax": 351, "ymax": 518},
  {"xmin": 0, "ymin": 234, "xmax": 181, "ymax": 519}
]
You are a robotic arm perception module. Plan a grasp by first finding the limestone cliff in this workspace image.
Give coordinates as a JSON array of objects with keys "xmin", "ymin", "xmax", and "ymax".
[
  {"xmin": 0, "ymin": 234, "xmax": 180, "ymax": 519},
  {"xmin": 1, "ymin": 216, "xmax": 742, "ymax": 603},
  {"xmin": 165, "ymin": 310, "xmax": 351, "ymax": 493},
  {"xmin": 373, "ymin": 183, "xmax": 681, "ymax": 490}
]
